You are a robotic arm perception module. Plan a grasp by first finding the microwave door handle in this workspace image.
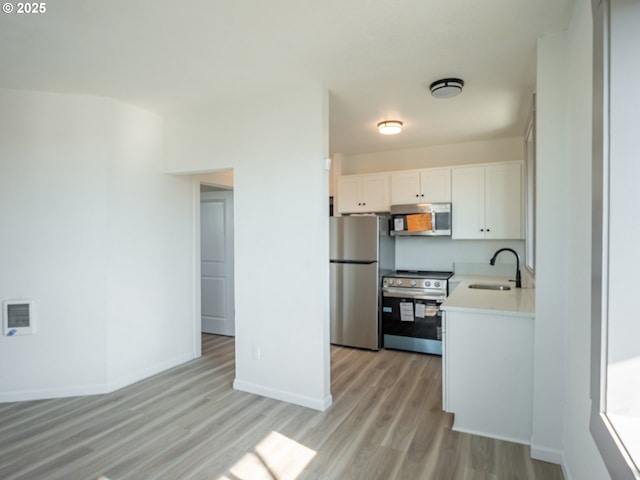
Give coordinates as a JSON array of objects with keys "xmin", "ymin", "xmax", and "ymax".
[{"xmin": 431, "ymin": 210, "xmax": 436, "ymax": 233}]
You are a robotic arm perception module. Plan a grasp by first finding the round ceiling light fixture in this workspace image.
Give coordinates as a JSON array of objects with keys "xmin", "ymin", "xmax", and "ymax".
[
  {"xmin": 377, "ymin": 120, "xmax": 403, "ymax": 135},
  {"xmin": 430, "ymin": 78, "xmax": 464, "ymax": 99}
]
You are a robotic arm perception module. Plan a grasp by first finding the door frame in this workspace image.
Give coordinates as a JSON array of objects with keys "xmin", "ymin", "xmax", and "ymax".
[
  {"xmin": 200, "ymin": 189, "xmax": 235, "ymax": 336},
  {"xmin": 191, "ymin": 179, "xmax": 234, "ymax": 358}
]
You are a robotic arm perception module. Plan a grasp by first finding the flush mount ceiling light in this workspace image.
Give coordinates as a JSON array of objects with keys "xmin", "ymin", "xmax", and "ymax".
[
  {"xmin": 377, "ymin": 120, "xmax": 403, "ymax": 135},
  {"xmin": 430, "ymin": 78, "xmax": 464, "ymax": 99}
]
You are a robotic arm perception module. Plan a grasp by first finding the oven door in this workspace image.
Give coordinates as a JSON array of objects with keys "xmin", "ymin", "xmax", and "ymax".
[{"xmin": 381, "ymin": 288, "xmax": 444, "ymax": 342}]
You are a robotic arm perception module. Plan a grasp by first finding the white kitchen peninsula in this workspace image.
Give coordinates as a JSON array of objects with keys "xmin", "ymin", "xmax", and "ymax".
[{"xmin": 440, "ymin": 276, "xmax": 535, "ymax": 445}]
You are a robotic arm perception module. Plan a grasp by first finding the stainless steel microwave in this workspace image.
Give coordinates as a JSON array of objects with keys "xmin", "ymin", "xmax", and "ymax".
[{"xmin": 389, "ymin": 203, "xmax": 452, "ymax": 236}]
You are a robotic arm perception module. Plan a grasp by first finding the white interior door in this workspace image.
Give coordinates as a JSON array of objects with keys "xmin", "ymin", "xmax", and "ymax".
[{"xmin": 201, "ymin": 190, "xmax": 235, "ymax": 336}]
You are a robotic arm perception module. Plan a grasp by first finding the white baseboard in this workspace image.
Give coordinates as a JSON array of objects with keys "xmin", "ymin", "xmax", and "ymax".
[
  {"xmin": 560, "ymin": 457, "xmax": 572, "ymax": 480},
  {"xmin": 530, "ymin": 444, "xmax": 565, "ymax": 465},
  {"xmin": 0, "ymin": 352, "xmax": 196, "ymax": 403},
  {"xmin": 451, "ymin": 425, "xmax": 531, "ymax": 446},
  {"xmin": 531, "ymin": 446, "xmax": 570, "ymax": 480},
  {"xmin": 0, "ymin": 383, "xmax": 109, "ymax": 403},
  {"xmin": 106, "ymin": 352, "xmax": 195, "ymax": 392},
  {"xmin": 233, "ymin": 378, "xmax": 333, "ymax": 411}
]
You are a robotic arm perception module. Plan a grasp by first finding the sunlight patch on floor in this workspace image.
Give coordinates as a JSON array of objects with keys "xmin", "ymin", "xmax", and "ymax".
[{"xmin": 221, "ymin": 431, "xmax": 317, "ymax": 480}]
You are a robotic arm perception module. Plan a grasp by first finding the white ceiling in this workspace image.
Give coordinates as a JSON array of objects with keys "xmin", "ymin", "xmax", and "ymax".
[{"xmin": 0, "ymin": 0, "xmax": 575, "ymax": 155}]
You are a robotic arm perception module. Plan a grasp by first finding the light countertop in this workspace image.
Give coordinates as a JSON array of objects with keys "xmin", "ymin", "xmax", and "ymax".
[{"xmin": 442, "ymin": 275, "xmax": 535, "ymax": 318}]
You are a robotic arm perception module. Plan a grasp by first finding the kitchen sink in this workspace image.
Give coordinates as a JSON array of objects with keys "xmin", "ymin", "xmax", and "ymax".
[{"xmin": 468, "ymin": 283, "xmax": 511, "ymax": 291}]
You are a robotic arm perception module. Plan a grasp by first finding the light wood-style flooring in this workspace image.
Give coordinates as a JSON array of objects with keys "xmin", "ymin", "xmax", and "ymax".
[{"xmin": 0, "ymin": 334, "xmax": 564, "ymax": 479}]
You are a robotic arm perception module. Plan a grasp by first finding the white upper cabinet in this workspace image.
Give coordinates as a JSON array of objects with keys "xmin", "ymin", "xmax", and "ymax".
[
  {"xmin": 336, "ymin": 173, "xmax": 390, "ymax": 213},
  {"xmin": 485, "ymin": 163, "xmax": 524, "ymax": 239},
  {"xmin": 390, "ymin": 168, "xmax": 452, "ymax": 204},
  {"xmin": 451, "ymin": 162, "xmax": 523, "ymax": 239},
  {"xmin": 390, "ymin": 171, "xmax": 421, "ymax": 204},
  {"xmin": 421, "ymin": 168, "xmax": 452, "ymax": 203},
  {"xmin": 451, "ymin": 166, "xmax": 486, "ymax": 239}
]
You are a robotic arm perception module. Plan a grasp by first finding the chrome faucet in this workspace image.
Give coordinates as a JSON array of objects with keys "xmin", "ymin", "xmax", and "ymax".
[{"xmin": 489, "ymin": 248, "xmax": 522, "ymax": 288}]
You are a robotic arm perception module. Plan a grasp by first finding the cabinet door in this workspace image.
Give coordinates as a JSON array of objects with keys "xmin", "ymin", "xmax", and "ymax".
[
  {"xmin": 420, "ymin": 168, "xmax": 452, "ymax": 203},
  {"xmin": 485, "ymin": 163, "xmax": 523, "ymax": 239},
  {"xmin": 361, "ymin": 174, "xmax": 390, "ymax": 212},
  {"xmin": 445, "ymin": 310, "xmax": 534, "ymax": 443},
  {"xmin": 336, "ymin": 176, "xmax": 362, "ymax": 213},
  {"xmin": 390, "ymin": 171, "xmax": 421, "ymax": 204},
  {"xmin": 452, "ymin": 166, "xmax": 485, "ymax": 239},
  {"xmin": 442, "ymin": 312, "xmax": 450, "ymax": 412}
]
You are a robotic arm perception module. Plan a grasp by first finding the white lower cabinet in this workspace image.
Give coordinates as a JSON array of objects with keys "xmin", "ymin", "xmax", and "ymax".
[
  {"xmin": 442, "ymin": 312, "xmax": 451, "ymax": 412},
  {"xmin": 443, "ymin": 310, "xmax": 534, "ymax": 444}
]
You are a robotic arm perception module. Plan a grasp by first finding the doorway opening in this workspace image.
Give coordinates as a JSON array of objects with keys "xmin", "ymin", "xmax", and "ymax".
[{"xmin": 199, "ymin": 178, "xmax": 235, "ymax": 338}]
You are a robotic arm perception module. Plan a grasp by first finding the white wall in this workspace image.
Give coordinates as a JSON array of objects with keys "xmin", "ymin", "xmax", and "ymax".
[
  {"xmin": 562, "ymin": 1, "xmax": 610, "ymax": 478},
  {"xmin": 340, "ymin": 137, "xmax": 523, "ymax": 175},
  {"xmin": 395, "ymin": 237, "xmax": 524, "ymax": 275},
  {"xmin": 165, "ymin": 85, "xmax": 332, "ymax": 410},
  {"xmin": 105, "ymin": 103, "xmax": 195, "ymax": 389},
  {"xmin": 0, "ymin": 90, "xmax": 110, "ymax": 400},
  {"xmin": 0, "ymin": 90, "xmax": 196, "ymax": 401},
  {"xmin": 533, "ymin": 2, "xmax": 611, "ymax": 478},
  {"xmin": 532, "ymin": 31, "xmax": 570, "ymax": 463}
]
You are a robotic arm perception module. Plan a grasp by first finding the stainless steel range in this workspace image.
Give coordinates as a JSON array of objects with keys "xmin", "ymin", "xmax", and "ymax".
[{"xmin": 381, "ymin": 270, "xmax": 453, "ymax": 355}]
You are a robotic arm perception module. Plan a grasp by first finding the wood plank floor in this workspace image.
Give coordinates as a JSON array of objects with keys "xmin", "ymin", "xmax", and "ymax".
[{"xmin": 0, "ymin": 334, "xmax": 564, "ymax": 480}]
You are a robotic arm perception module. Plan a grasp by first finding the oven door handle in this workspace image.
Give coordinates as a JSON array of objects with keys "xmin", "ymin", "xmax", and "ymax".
[{"xmin": 382, "ymin": 288, "xmax": 445, "ymax": 302}]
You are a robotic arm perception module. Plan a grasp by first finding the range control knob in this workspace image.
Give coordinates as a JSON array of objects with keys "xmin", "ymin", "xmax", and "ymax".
[
  {"xmin": 434, "ymin": 281, "xmax": 441, "ymax": 288},
  {"xmin": 424, "ymin": 281, "xmax": 431, "ymax": 287},
  {"xmin": 397, "ymin": 280, "xmax": 404, "ymax": 286},
  {"xmin": 410, "ymin": 280, "xmax": 417, "ymax": 287},
  {"xmin": 387, "ymin": 279, "xmax": 394, "ymax": 286}
]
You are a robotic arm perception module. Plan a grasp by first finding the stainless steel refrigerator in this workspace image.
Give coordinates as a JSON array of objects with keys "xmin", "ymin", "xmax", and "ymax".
[{"xmin": 330, "ymin": 215, "xmax": 395, "ymax": 350}]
